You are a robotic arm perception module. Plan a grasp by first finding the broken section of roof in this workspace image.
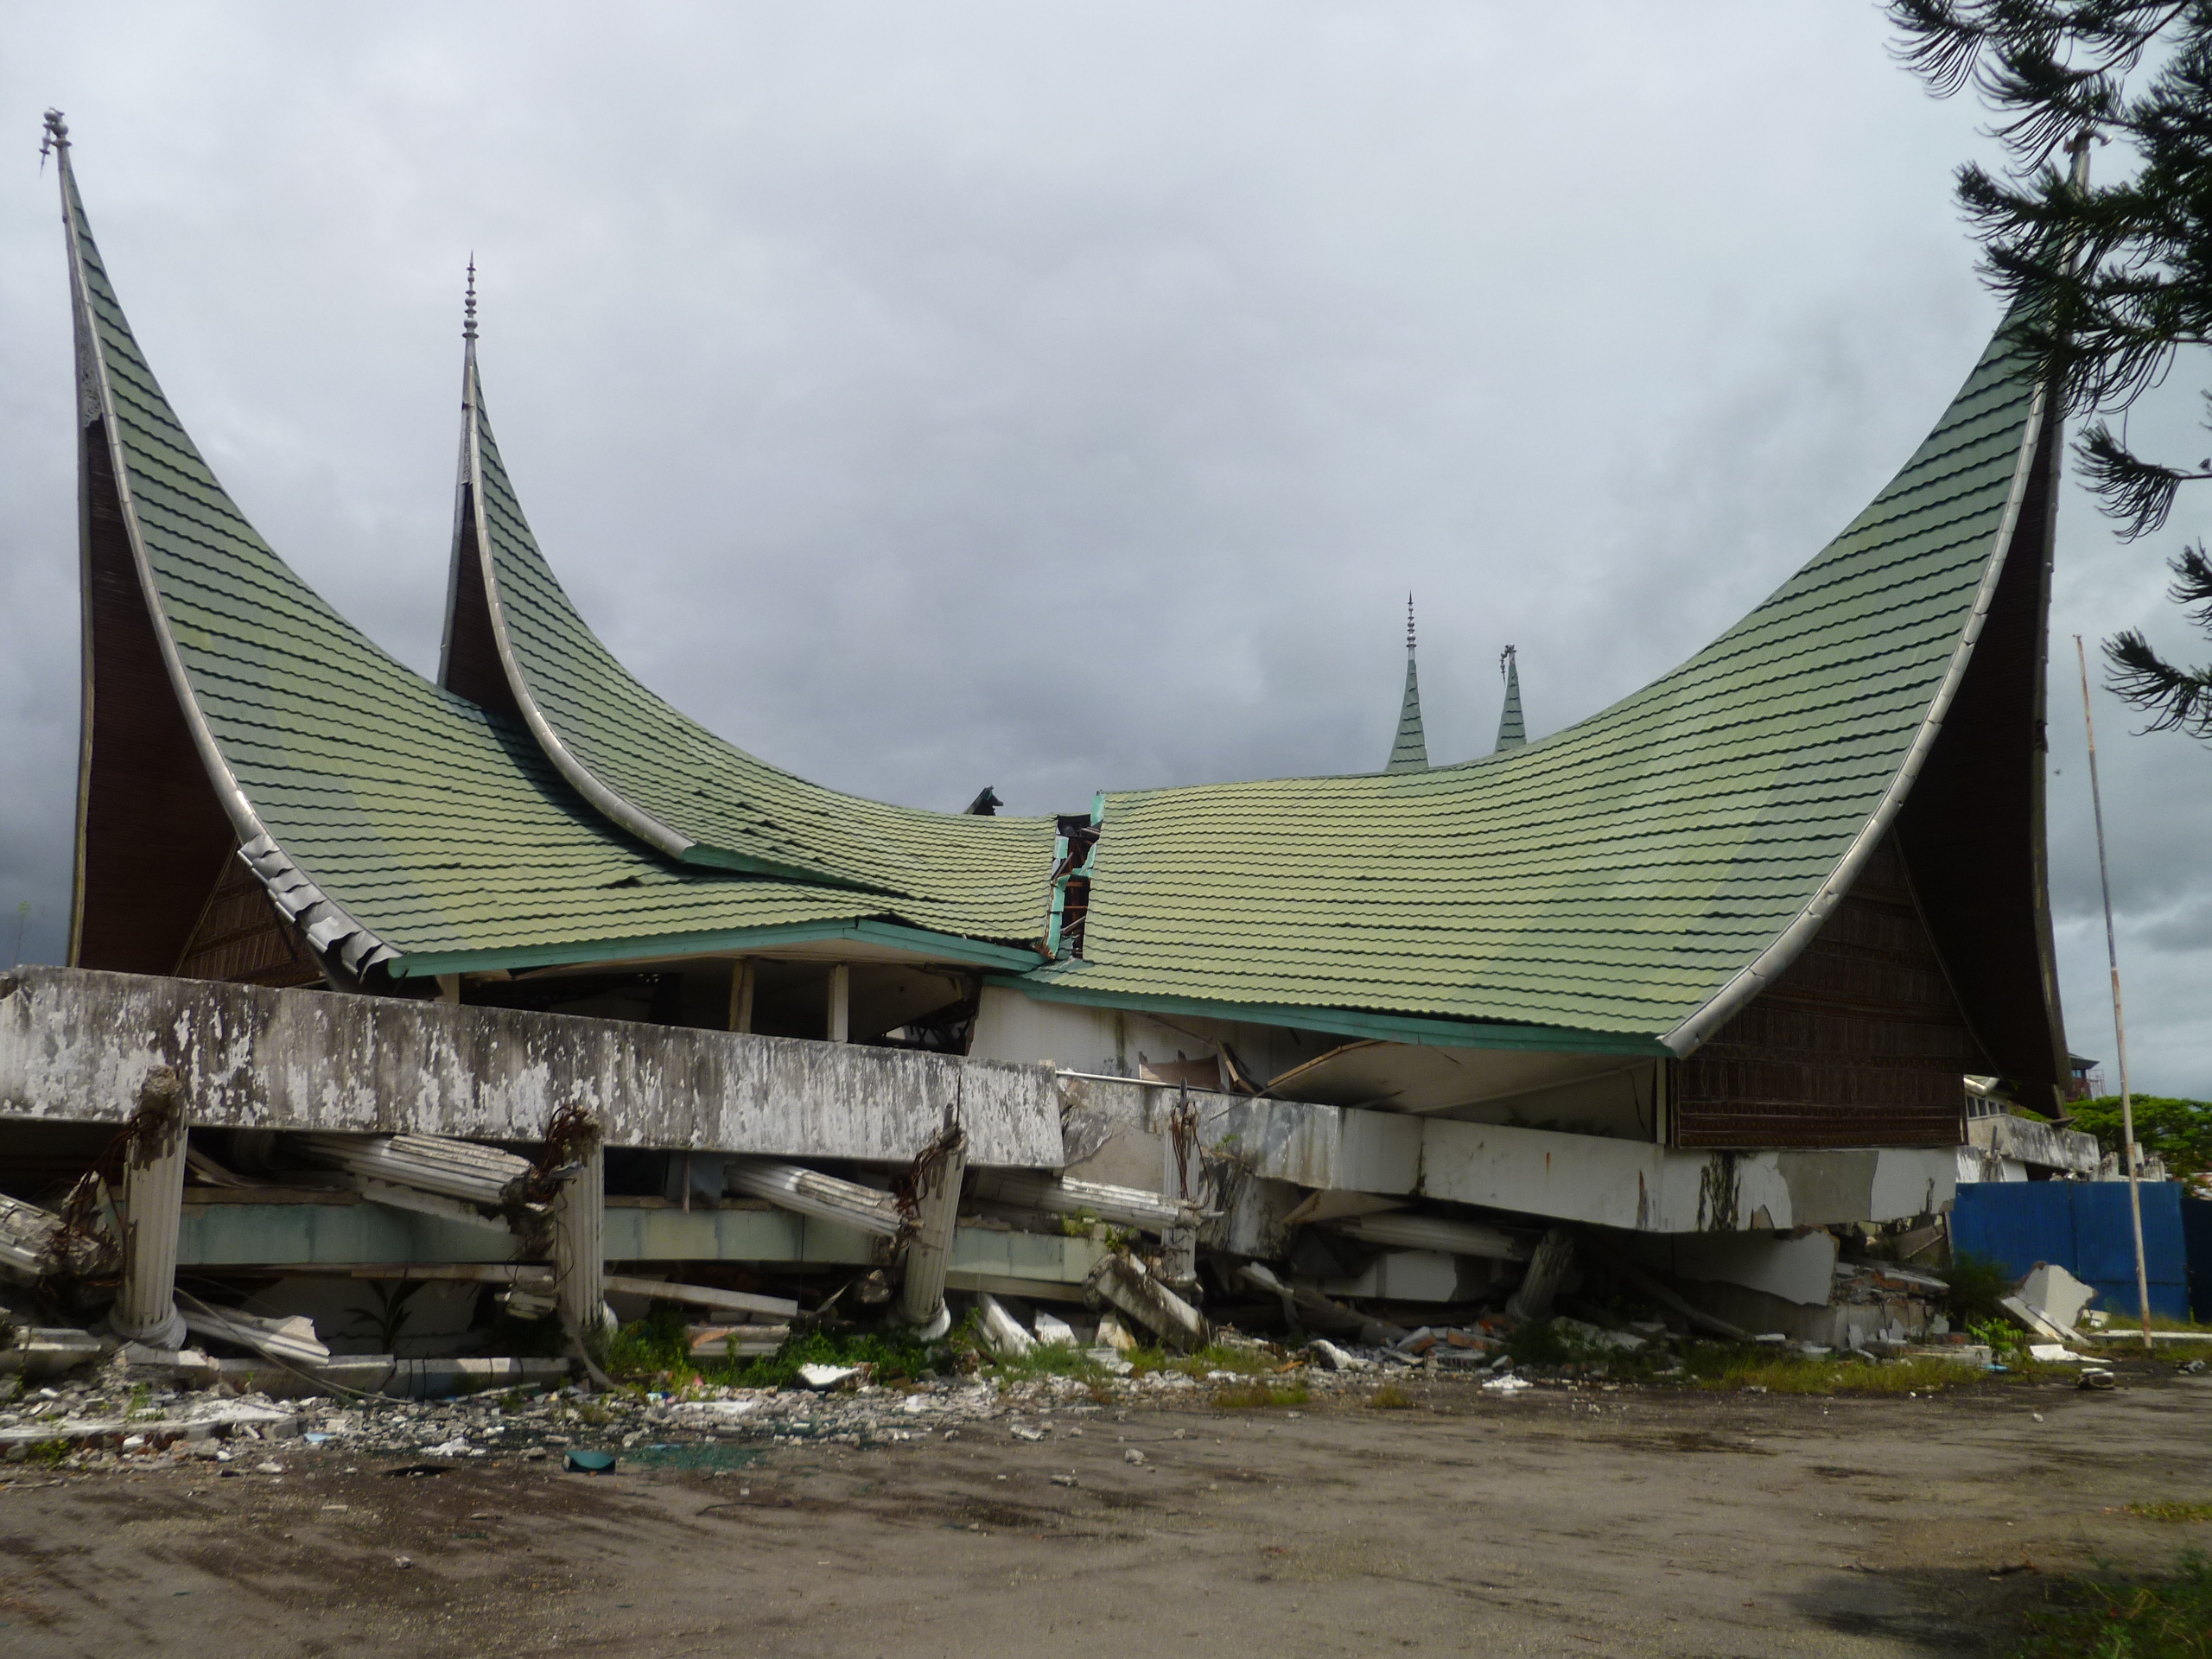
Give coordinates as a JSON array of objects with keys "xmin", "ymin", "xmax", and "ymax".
[
  {"xmin": 437, "ymin": 330, "xmax": 1058, "ymax": 933},
  {"xmin": 54, "ymin": 127, "xmax": 1046, "ymax": 982},
  {"xmin": 1494, "ymin": 645, "xmax": 1527, "ymax": 751},
  {"xmin": 1384, "ymin": 595, "xmax": 1428, "ymax": 773},
  {"xmin": 1031, "ymin": 316, "xmax": 2068, "ymax": 1090}
]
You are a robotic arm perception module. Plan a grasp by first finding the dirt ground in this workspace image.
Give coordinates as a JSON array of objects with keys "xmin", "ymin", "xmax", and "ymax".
[{"xmin": 2, "ymin": 1368, "xmax": 2208, "ymax": 1658}]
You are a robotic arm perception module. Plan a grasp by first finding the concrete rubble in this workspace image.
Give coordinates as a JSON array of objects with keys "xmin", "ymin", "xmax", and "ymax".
[{"xmin": 0, "ymin": 964, "xmax": 2128, "ymax": 1426}]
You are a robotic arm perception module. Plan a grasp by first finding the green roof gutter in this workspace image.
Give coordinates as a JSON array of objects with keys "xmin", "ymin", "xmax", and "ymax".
[
  {"xmin": 986, "ymin": 974, "xmax": 1669, "ymax": 1056},
  {"xmin": 388, "ymin": 919, "xmax": 1046, "ymax": 980}
]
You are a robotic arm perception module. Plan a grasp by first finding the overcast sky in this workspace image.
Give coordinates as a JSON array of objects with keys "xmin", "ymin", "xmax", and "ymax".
[{"xmin": 3, "ymin": 3, "xmax": 2205, "ymax": 1095}]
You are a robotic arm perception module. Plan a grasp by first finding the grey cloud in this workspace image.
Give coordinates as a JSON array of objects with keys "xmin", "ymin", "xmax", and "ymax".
[{"xmin": 3, "ymin": 2, "xmax": 2204, "ymax": 1091}]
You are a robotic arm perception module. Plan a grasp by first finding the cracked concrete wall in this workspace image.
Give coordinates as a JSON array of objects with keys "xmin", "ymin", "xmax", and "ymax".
[{"xmin": 0, "ymin": 968, "xmax": 1060, "ymax": 1166}]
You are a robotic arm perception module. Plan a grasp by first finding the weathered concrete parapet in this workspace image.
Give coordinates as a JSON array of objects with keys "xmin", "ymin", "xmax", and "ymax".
[
  {"xmin": 1969, "ymin": 1112, "xmax": 2101, "ymax": 1177},
  {"xmin": 0, "ymin": 967, "xmax": 1060, "ymax": 1167}
]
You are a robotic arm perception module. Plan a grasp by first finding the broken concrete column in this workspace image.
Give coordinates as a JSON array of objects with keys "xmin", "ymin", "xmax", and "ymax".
[
  {"xmin": 1157, "ymin": 1223, "xmax": 1198, "ymax": 1289},
  {"xmin": 112, "ymin": 1068, "xmax": 189, "ymax": 1350},
  {"xmin": 1089, "ymin": 1253, "xmax": 1206, "ymax": 1352},
  {"xmin": 292, "ymin": 1132, "xmax": 535, "ymax": 1210},
  {"xmin": 726, "ymin": 1160, "xmax": 904, "ymax": 1236},
  {"xmin": 1504, "ymin": 1225, "xmax": 1576, "ymax": 1323},
  {"xmin": 970, "ymin": 1170, "xmax": 1191, "ymax": 1234},
  {"xmin": 1328, "ymin": 1210, "xmax": 1529, "ymax": 1262},
  {"xmin": 0, "ymin": 1192, "xmax": 61, "ymax": 1286},
  {"xmin": 976, "ymin": 1292, "xmax": 1033, "ymax": 1359},
  {"xmin": 551, "ymin": 1123, "xmax": 613, "ymax": 1339},
  {"xmin": 895, "ymin": 1127, "xmax": 967, "ymax": 1336}
]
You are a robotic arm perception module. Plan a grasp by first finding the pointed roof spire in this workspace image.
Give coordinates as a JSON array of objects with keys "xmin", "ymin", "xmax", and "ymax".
[
  {"xmin": 1494, "ymin": 645, "xmax": 1526, "ymax": 751},
  {"xmin": 1385, "ymin": 594, "xmax": 1428, "ymax": 773}
]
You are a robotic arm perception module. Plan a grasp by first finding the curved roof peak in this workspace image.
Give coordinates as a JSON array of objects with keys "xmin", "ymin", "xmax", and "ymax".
[
  {"xmin": 1384, "ymin": 594, "xmax": 1429, "ymax": 773},
  {"xmin": 436, "ymin": 335, "xmax": 1058, "ymax": 924},
  {"xmin": 56, "ymin": 131, "xmax": 1054, "ymax": 983},
  {"xmin": 1494, "ymin": 645, "xmax": 1526, "ymax": 752}
]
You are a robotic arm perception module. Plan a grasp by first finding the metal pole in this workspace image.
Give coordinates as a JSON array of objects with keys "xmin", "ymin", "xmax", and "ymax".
[{"xmin": 2075, "ymin": 635, "xmax": 2153, "ymax": 1353}]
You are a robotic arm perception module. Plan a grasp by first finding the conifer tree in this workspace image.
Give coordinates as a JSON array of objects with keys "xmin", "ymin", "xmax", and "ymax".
[{"xmin": 1892, "ymin": 1, "xmax": 2212, "ymax": 734}]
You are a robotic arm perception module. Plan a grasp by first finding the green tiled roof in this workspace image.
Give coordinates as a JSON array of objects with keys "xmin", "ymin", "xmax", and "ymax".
[
  {"xmin": 57, "ymin": 148, "xmax": 1045, "ymax": 976},
  {"xmin": 458, "ymin": 348, "xmax": 1058, "ymax": 943},
  {"xmin": 55, "ymin": 135, "xmax": 2051, "ymax": 1051},
  {"xmin": 1027, "ymin": 326, "xmax": 2047, "ymax": 1046}
]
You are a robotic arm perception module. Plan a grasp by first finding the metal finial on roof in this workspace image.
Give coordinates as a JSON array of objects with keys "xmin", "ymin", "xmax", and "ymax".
[
  {"xmin": 39, "ymin": 110, "xmax": 67, "ymax": 171},
  {"xmin": 462, "ymin": 257, "xmax": 478, "ymax": 342},
  {"xmin": 1407, "ymin": 593, "xmax": 1416, "ymax": 652}
]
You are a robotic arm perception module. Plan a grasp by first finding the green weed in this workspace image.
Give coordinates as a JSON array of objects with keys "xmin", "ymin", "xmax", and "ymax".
[
  {"xmin": 1214, "ymin": 1380, "xmax": 1309, "ymax": 1409},
  {"xmin": 1366, "ymin": 1383, "xmax": 1418, "ymax": 1410},
  {"xmin": 2128, "ymin": 1503, "xmax": 2212, "ymax": 1523},
  {"xmin": 1683, "ymin": 1346, "xmax": 1988, "ymax": 1395},
  {"xmin": 986, "ymin": 1341, "xmax": 1107, "ymax": 1386},
  {"xmin": 2009, "ymin": 1550, "xmax": 2212, "ymax": 1657},
  {"xmin": 1942, "ymin": 1254, "xmax": 2016, "ymax": 1327},
  {"xmin": 1127, "ymin": 1341, "xmax": 1279, "ymax": 1379}
]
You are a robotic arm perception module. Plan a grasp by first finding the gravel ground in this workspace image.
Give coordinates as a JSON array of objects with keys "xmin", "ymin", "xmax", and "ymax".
[{"xmin": 1, "ymin": 1355, "xmax": 2207, "ymax": 1656}]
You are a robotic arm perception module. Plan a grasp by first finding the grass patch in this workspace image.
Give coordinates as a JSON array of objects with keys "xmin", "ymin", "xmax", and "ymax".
[
  {"xmin": 986, "ymin": 1341, "xmax": 1107, "ymax": 1386},
  {"xmin": 1682, "ymin": 1346, "xmax": 1993, "ymax": 1395},
  {"xmin": 1366, "ymin": 1383, "xmax": 1418, "ymax": 1410},
  {"xmin": 605, "ymin": 1301, "xmax": 958, "ymax": 1389},
  {"xmin": 1127, "ymin": 1341, "xmax": 1279, "ymax": 1379},
  {"xmin": 1502, "ymin": 1319, "xmax": 1672, "ymax": 1381},
  {"xmin": 1214, "ymin": 1380, "xmax": 1309, "ymax": 1409},
  {"xmin": 2129, "ymin": 1503, "xmax": 2212, "ymax": 1523},
  {"xmin": 24, "ymin": 1439, "xmax": 70, "ymax": 1467},
  {"xmin": 2009, "ymin": 1552, "xmax": 2212, "ymax": 1657}
]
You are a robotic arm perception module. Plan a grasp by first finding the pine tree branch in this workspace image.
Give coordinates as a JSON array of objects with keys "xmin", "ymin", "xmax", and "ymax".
[
  {"xmin": 2102, "ymin": 542, "xmax": 2212, "ymax": 734},
  {"xmin": 2106, "ymin": 627, "xmax": 2212, "ymax": 734},
  {"xmin": 2167, "ymin": 540, "xmax": 2212, "ymax": 626},
  {"xmin": 2077, "ymin": 420, "xmax": 2212, "ymax": 537}
]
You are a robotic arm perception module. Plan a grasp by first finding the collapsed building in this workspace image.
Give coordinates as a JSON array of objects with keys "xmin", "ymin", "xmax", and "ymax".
[{"xmin": 2, "ymin": 111, "xmax": 2077, "ymax": 1380}]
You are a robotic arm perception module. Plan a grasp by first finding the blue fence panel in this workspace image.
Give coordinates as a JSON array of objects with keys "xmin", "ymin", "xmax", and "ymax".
[
  {"xmin": 2071, "ymin": 1183, "xmax": 2189, "ymax": 1319},
  {"xmin": 1950, "ymin": 1181, "xmax": 2190, "ymax": 1320},
  {"xmin": 2182, "ymin": 1198, "xmax": 2212, "ymax": 1323},
  {"xmin": 1951, "ymin": 1182, "xmax": 2078, "ymax": 1279}
]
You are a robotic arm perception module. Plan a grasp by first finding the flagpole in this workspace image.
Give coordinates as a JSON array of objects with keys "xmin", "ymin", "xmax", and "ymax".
[{"xmin": 2075, "ymin": 635, "xmax": 2153, "ymax": 1353}]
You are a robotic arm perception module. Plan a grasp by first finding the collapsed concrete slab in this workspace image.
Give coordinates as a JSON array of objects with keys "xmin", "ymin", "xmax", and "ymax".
[{"xmin": 0, "ymin": 967, "xmax": 1061, "ymax": 1166}]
